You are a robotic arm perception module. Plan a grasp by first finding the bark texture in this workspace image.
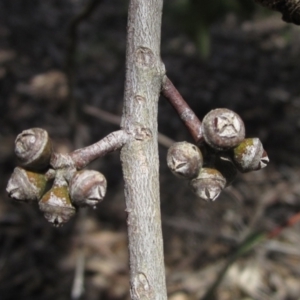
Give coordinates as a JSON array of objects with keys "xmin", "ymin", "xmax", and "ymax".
[{"xmin": 120, "ymin": 0, "xmax": 167, "ymax": 299}]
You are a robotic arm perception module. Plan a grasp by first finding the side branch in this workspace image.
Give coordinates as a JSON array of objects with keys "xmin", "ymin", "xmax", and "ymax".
[
  {"xmin": 65, "ymin": 0, "xmax": 103, "ymax": 76},
  {"xmin": 161, "ymin": 76, "xmax": 203, "ymax": 144},
  {"xmin": 70, "ymin": 130, "xmax": 129, "ymax": 169},
  {"xmin": 83, "ymin": 105, "xmax": 175, "ymax": 148}
]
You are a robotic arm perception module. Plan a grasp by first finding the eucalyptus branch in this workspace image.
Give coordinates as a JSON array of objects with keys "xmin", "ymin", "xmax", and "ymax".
[
  {"xmin": 69, "ymin": 130, "xmax": 129, "ymax": 169},
  {"xmin": 83, "ymin": 105, "xmax": 175, "ymax": 148},
  {"xmin": 5, "ymin": 1, "xmax": 274, "ymax": 298},
  {"xmin": 161, "ymin": 76, "xmax": 203, "ymax": 144},
  {"xmin": 47, "ymin": 130, "xmax": 128, "ymax": 170},
  {"xmin": 7, "ymin": 128, "xmax": 129, "ymax": 226},
  {"xmin": 120, "ymin": 0, "xmax": 167, "ymax": 298}
]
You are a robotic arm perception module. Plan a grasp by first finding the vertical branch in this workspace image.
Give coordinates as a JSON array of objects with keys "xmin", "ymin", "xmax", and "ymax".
[{"xmin": 120, "ymin": 1, "xmax": 167, "ymax": 299}]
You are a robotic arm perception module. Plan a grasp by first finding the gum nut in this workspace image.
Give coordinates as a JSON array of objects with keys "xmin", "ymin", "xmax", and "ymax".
[
  {"xmin": 167, "ymin": 142, "xmax": 203, "ymax": 179},
  {"xmin": 189, "ymin": 168, "xmax": 226, "ymax": 201},
  {"xmin": 70, "ymin": 170, "xmax": 107, "ymax": 208},
  {"xmin": 39, "ymin": 185, "xmax": 75, "ymax": 227},
  {"xmin": 202, "ymin": 108, "xmax": 245, "ymax": 150},
  {"xmin": 233, "ymin": 138, "xmax": 269, "ymax": 172},
  {"xmin": 6, "ymin": 167, "xmax": 47, "ymax": 201},
  {"xmin": 15, "ymin": 128, "xmax": 52, "ymax": 170}
]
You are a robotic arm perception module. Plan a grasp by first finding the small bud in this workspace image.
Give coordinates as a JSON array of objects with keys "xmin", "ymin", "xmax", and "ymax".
[
  {"xmin": 69, "ymin": 170, "xmax": 107, "ymax": 208},
  {"xmin": 233, "ymin": 138, "xmax": 269, "ymax": 172},
  {"xmin": 39, "ymin": 184, "xmax": 75, "ymax": 227},
  {"xmin": 15, "ymin": 128, "xmax": 52, "ymax": 170},
  {"xmin": 189, "ymin": 168, "xmax": 226, "ymax": 201},
  {"xmin": 202, "ymin": 108, "xmax": 245, "ymax": 150},
  {"xmin": 214, "ymin": 155, "xmax": 238, "ymax": 186},
  {"xmin": 167, "ymin": 142, "xmax": 203, "ymax": 179},
  {"xmin": 6, "ymin": 167, "xmax": 47, "ymax": 202}
]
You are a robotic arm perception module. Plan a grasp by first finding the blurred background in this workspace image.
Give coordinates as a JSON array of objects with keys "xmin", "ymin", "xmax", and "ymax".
[{"xmin": 1, "ymin": 0, "xmax": 300, "ymax": 299}]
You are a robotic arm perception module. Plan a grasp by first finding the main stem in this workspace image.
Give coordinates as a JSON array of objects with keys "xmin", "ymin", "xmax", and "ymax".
[{"xmin": 120, "ymin": 0, "xmax": 167, "ymax": 299}]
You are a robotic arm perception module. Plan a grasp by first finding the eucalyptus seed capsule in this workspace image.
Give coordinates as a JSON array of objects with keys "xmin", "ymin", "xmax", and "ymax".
[
  {"xmin": 167, "ymin": 142, "xmax": 203, "ymax": 179},
  {"xmin": 15, "ymin": 128, "xmax": 52, "ymax": 170},
  {"xmin": 233, "ymin": 138, "xmax": 269, "ymax": 173},
  {"xmin": 190, "ymin": 168, "xmax": 226, "ymax": 202},
  {"xmin": 39, "ymin": 184, "xmax": 75, "ymax": 227},
  {"xmin": 6, "ymin": 167, "xmax": 47, "ymax": 202},
  {"xmin": 69, "ymin": 170, "xmax": 107, "ymax": 208},
  {"xmin": 202, "ymin": 108, "xmax": 245, "ymax": 150}
]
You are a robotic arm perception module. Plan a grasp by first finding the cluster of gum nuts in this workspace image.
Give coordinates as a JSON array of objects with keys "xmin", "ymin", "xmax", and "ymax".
[
  {"xmin": 6, "ymin": 128, "xmax": 107, "ymax": 227},
  {"xmin": 167, "ymin": 108, "xmax": 269, "ymax": 201}
]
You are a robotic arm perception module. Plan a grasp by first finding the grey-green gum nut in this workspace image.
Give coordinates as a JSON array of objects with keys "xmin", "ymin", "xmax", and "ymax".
[
  {"xmin": 189, "ymin": 168, "xmax": 226, "ymax": 201},
  {"xmin": 39, "ymin": 184, "xmax": 75, "ymax": 227},
  {"xmin": 167, "ymin": 142, "xmax": 203, "ymax": 179},
  {"xmin": 202, "ymin": 108, "xmax": 245, "ymax": 150},
  {"xmin": 6, "ymin": 167, "xmax": 47, "ymax": 202},
  {"xmin": 233, "ymin": 138, "xmax": 269, "ymax": 172}
]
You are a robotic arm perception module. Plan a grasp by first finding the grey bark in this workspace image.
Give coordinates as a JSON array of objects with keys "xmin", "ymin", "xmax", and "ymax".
[{"xmin": 120, "ymin": 0, "xmax": 167, "ymax": 299}]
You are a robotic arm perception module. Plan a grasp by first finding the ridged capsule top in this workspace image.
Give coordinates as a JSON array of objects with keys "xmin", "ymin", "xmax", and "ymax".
[
  {"xmin": 202, "ymin": 108, "xmax": 245, "ymax": 150},
  {"xmin": 69, "ymin": 170, "xmax": 107, "ymax": 208},
  {"xmin": 15, "ymin": 128, "xmax": 52, "ymax": 170},
  {"xmin": 6, "ymin": 167, "xmax": 47, "ymax": 202},
  {"xmin": 233, "ymin": 138, "xmax": 269, "ymax": 172},
  {"xmin": 189, "ymin": 168, "xmax": 226, "ymax": 202},
  {"xmin": 167, "ymin": 142, "xmax": 203, "ymax": 179},
  {"xmin": 39, "ymin": 184, "xmax": 75, "ymax": 227}
]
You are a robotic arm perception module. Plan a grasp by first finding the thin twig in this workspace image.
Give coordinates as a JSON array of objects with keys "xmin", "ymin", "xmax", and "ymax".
[
  {"xmin": 267, "ymin": 211, "xmax": 300, "ymax": 239},
  {"xmin": 64, "ymin": 0, "xmax": 103, "ymax": 142},
  {"xmin": 83, "ymin": 105, "xmax": 175, "ymax": 148},
  {"xmin": 71, "ymin": 246, "xmax": 86, "ymax": 300},
  {"xmin": 50, "ymin": 130, "xmax": 129, "ymax": 172},
  {"xmin": 65, "ymin": 0, "xmax": 103, "ymax": 76},
  {"xmin": 70, "ymin": 130, "xmax": 129, "ymax": 169},
  {"xmin": 71, "ymin": 208, "xmax": 89, "ymax": 300},
  {"xmin": 83, "ymin": 105, "xmax": 121, "ymax": 126},
  {"xmin": 161, "ymin": 76, "xmax": 203, "ymax": 144}
]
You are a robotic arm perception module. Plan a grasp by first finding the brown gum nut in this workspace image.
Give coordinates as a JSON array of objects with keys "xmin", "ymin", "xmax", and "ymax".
[
  {"xmin": 69, "ymin": 170, "xmax": 107, "ymax": 208},
  {"xmin": 6, "ymin": 167, "xmax": 47, "ymax": 201},
  {"xmin": 167, "ymin": 142, "xmax": 203, "ymax": 179},
  {"xmin": 15, "ymin": 128, "xmax": 52, "ymax": 170},
  {"xmin": 202, "ymin": 108, "xmax": 245, "ymax": 150},
  {"xmin": 39, "ymin": 185, "xmax": 75, "ymax": 227},
  {"xmin": 189, "ymin": 168, "xmax": 226, "ymax": 201}
]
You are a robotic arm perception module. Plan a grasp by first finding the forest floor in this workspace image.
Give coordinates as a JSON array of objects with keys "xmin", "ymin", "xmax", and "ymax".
[{"xmin": 1, "ymin": 1, "xmax": 300, "ymax": 300}]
